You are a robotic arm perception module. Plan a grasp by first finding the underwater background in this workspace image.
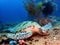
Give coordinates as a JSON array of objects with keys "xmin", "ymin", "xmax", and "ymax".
[
  {"xmin": 0, "ymin": 0, "xmax": 60, "ymax": 44},
  {"xmin": 0, "ymin": 0, "xmax": 60, "ymax": 24}
]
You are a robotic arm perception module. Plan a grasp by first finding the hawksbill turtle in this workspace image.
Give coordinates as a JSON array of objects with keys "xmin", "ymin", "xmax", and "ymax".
[{"xmin": 7, "ymin": 21, "xmax": 52, "ymax": 39}]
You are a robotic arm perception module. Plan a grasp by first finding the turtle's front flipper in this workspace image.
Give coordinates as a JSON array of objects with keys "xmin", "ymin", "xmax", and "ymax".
[
  {"xmin": 7, "ymin": 30, "xmax": 33, "ymax": 39},
  {"xmin": 16, "ymin": 30, "xmax": 32, "ymax": 39}
]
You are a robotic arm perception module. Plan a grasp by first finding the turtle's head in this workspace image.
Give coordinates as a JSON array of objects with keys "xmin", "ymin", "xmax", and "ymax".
[{"xmin": 38, "ymin": 28, "xmax": 49, "ymax": 36}]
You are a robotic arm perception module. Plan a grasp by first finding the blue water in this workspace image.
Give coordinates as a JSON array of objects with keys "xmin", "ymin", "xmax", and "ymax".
[{"xmin": 0, "ymin": 0, "xmax": 60, "ymax": 24}]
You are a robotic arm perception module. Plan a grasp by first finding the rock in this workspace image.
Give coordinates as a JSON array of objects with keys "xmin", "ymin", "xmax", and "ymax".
[
  {"xmin": 53, "ymin": 27, "xmax": 60, "ymax": 31},
  {"xmin": 29, "ymin": 41, "xmax": 32, "ymax": 44},
  {"xmin": 23, "ymin": 43, "xmax": 27, "ymax": 45},
  {"xmin": 28, "ymin": 38, "xmax": 34, "ymax": 41},
  {"xmin": 43, "ymin": 36, "xmax": 47, "ymax": 39},
  {"xmin": 45, "ymin": 41, "xmax": 48, "ymax": 45},
  {"xmin": 35, "ymin": 39, "xmax": 39, "ymax": 42}
]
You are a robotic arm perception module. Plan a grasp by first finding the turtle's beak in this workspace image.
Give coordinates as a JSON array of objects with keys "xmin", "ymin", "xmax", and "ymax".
[{"xmin": 42, "ymin": 30, "xmax": 49, "ymax": 35}]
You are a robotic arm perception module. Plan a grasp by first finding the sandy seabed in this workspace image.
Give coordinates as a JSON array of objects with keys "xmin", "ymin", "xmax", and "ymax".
[
  {"xmin": 0, "ymin": 27, "xmax": 60, "ymax": 45},
  {"xmin": 23, "ymin": 27, "xmax": 60, "ymax": 45}
]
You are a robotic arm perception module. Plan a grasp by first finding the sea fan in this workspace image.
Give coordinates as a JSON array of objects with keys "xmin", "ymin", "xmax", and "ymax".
[
  {"xmin": 24, "ymin": 2, "xmax": 36, "ymax": 17},
  {"xmin": 23, "ymin": 0, "xmax": 43, "ymax": 19},
  {"xmin": 36, "ymin": 2, "xmax": 43, "ymax": 18}
]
